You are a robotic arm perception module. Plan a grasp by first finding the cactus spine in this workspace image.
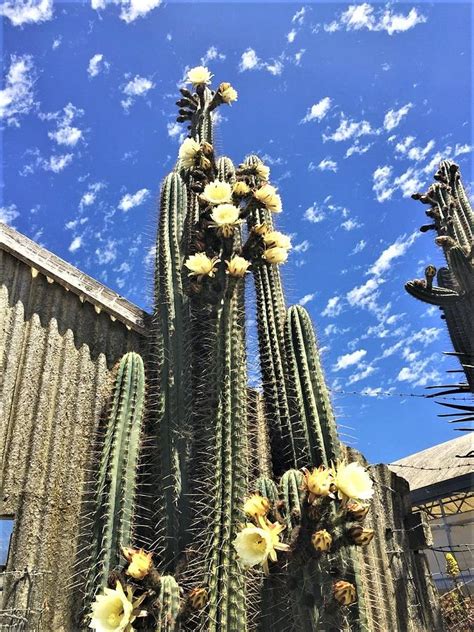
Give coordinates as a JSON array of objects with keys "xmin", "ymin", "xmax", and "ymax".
[{"xmin": 85, "ymin": 351, "xmax": 145, "ymax": 604}]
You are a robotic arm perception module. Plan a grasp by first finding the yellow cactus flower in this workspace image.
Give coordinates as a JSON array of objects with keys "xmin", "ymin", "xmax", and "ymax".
[
  {"xmin": 255, "ymin": 162, "xmax": 270, "ymax": 181},
  {"xmin": 233, "ymin": 181, "xmax": 251, "ymax": 196},
  {"xmin": 188, "ymin": 587, "xmax": 208, "ymax": 610},
  {"xmin": 219, "ymin": 82, "xmax": 238, "ymax": 104},
  {"xmin": 263, "ymin": 230, "xmax": 292, "ymax": 250},
  {"xmin": 233, "ymin": 521, "xmax": 289, "ymax": 575},
  {"xmin": 123, "ymin": 549, "xmax": 153, "ymax": 580},
  {"xmin": 252, "ymin": 223, "xmax": 269, "ymax": 236},
  {"xmin": 254, "ymin": 184, "xmax": 282, "ymax": 213},
  {"xmin": 226, "ymin": 256, "xmax": 251, "ymax": 278},
  {"xmin": 333, "ymin": 580, "xmax": 357, "ymax": 606},
  {"xmin": 243, "ymin": 493, "xmax": 271, "ymax": 519},
  {"xmin": 201, "ymin": 180, "xmax": 233, "ymax": 205},
  {"xmin": 178, "ymin": 137, "xmax": 200, "ymax": 169},
  {"xmin": 210, "ymin": 203, "xmax": 243, "ymax": 237},
  {"xmin": 446, "ymin": 553, "xmax": 460, "ymax": 578},
  {"xmin": 333, "ymin": 461, "xmax": 374, "ymax": 503},
  {"xmin": 187, "ymin": 65, "xmax": 213, "ymax": 86},
  {"xmin": 184, "ymin": 253, "xmax": 219, "ymax": 278},
  {"xmin": 348, "ymin": 526, "xmax": 375, "ymax": 547},
  {"xmin": 303, "ymin": 466, "xmax": 334, "ymax": 503},
  {"xmin": 89, "ymin": 581, "xmax": 137, "ymax": 632},
  {"xmin": 263, "ymin": 247, "xmax": 288, "ymax": 265},
  {"xmin": 311, "ymin": 529, "xmax": 333, "ymax": 552}
]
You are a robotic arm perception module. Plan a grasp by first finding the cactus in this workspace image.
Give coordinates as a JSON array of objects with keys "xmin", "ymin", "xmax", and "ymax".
[
  {"xmin": 82, "ymin": 67, "xmax": 379, "ymax": 631},
  {"xmin": 405, "ymin": 160, "xmax": 474, "ymax": 402},
  {"xmin": 84, "ymin": 352, "xmax": 145, "ymax": 607},
  {"xmin": 155, "ymin": 576, "xmax": 181, "ymax": 632}
]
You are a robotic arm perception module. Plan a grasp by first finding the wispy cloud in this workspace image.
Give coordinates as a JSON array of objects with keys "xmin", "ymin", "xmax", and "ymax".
[
  {"xmin": 325, "ymin": 4, "xmax": 426, "ymax": 36},
  {"xmin": 383, "ymin": 103, "xmax": 412, "ymax": 131},
  {"xmin": 91, "ymin": 0, "xmax": 162, "ymax": 23},
  {"xmin": 201, "ymin": 46, "xmax": 226, "ymax": 65},
  {"xmin": 299, "ymin": 293, "xmax": 315, "ymax": 306},
  {"xmin": 350, "ymin": 239, "xmax": 366, "ymax": 255},
  {"xmin": 301, "ymin": 97, "xmax": 332, "ymax": 123},
  {"xmin": 1, "ymin": 0, "xmax": 53, "ymax": 26},
  {"xmin": 80, "ymin": 182, "xmax": 105, "ymax": 209},
  {"xmin": 322, "ymin": 296, "xmax": 343, "ymax": 318},
  {"xmin": 238, "ymin": 48, "xmax": 284, "ymax": 75},
  {"xmin": 345, "ymin": 142, "xmax": 373, "ymax": 158},
  {"xmin": 293, "ymin": 239, "xmax": 310, "ymax": 253},
  {"xmin": 323, "ymin": 113, "xmax": 377, "ymax": 142},
  {"xmin": 0, "ymin": 55, "xmax": 36, "ymax": 126},
  {"xmin": 333, "ymin": 349, "xmax": 367, "ymax": 371},
  {"xmin": 118, "ymin": 188, "xmax": 150, "ymax": 211},
  {"xmin": 46, "ymin": 103, "xmax": 84, "ymax": 147},
  {"xmin": 121, "ymin": 75, "xmax": 155, "ymax": 110},
  {"xmin": 315, "ymin": 158, "xmax": 338, "ymax": 173},
  {"xmin": 68, "ymin": 236, "xmax": 82, "ymax": 252},
  {"xmin": 88, "ymin": 53, "xmax": 110, "ymax": 78},
  {"xmin": 0, "ymin": 204, "xmax": 20, "ymax": 225},
  {"xmin": 341, "ymin": 218, "xmax": 361, "ymax": 231},
  {"xmin": 43, "ymin": 153, "xmax": 74, "ymax": 173},
  {"xmin": 368, "ymin": 232, "xmax": 420, "ymax": 277}
]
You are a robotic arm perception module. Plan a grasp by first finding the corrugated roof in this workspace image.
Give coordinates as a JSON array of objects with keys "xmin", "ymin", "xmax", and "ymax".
[
  {"xmin": 0, "ymin": 222, "xmax": 149, "ymax": 334},
  {"xmin": 389, "ymin": 433, "xmax": 473, "ymax": 491}
]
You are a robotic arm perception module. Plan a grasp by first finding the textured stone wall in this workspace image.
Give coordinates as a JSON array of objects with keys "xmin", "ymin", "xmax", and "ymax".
[{"xmin": 0, "ymin": 250, "xmax": 144, "ymax": 631}]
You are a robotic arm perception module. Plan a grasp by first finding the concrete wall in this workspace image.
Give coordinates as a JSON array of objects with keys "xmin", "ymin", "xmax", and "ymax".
[{"xmin": 0, "ymin": 249, "xmax": 144, "ymax": 631}]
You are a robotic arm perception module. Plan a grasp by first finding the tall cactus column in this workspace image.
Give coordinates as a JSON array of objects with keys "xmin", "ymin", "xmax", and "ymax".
[{"xmin": 84, "ymin": 352, "xmax": 145, "ymax": 610}]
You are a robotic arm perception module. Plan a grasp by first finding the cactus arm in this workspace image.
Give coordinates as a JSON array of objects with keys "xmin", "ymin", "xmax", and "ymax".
[
  {"xmin": 155, "ymin": 575, "xmax": 181, "ymax": 632},
  {"xmin": 152, "ymin": 171, "xmax": 193, "ymax": 567},
  {"xmin": 405, "ymin": 281, "xmax": 461, "ymax": 306},
  {"xmin": 84, "ymin": 352, "xmax": 145, "ymax": 606}
]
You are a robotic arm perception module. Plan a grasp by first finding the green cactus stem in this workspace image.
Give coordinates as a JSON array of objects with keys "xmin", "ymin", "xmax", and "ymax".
[
  {"xmin": 84, "ymin": 352, "xmax": 145, "ymax": 608},
  {"xmin": 155, "ymin": 575, "xmax": 181, "ymax": 632},
  {"xmin": 285, "ymin": 305, "xmax": 342, "ymax": 467},
  {"xmin": 151, "ymin": 171, "xmax": 192, "ymax": 568}
]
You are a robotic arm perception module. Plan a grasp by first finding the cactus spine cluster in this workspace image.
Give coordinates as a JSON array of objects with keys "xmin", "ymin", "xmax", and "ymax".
[
  {"xmin": 405, "ymin": 161, "xmax": 474, "ymax": 427},
  {"xmin": 83, "ymin": 67, "xmax": 376, "ymax": 632}
]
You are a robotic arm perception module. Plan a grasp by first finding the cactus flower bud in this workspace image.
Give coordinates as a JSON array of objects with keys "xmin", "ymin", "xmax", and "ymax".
[
  {"xmin": 263, "ymin": 230, "xmax": 292, "ymax": 250},
  {"xmin": 188, "ymin": 587, "xmax": 208, "ymax": 610},
  {"xmin": 346, "ymin": 500, "xmax": 370, "ymax": 521},
  {"xmin": 243, "ymin": 493, "xmax": 271, "ymax": 519},
  {"xmin": 333, "ymin": 580, "xmax": 357, "ymax": 606},
  {"xmin": 348, "ymin": 525, "xmax": 375, "ymax": 546},
  {"xmin": 233, "ymin": 181, "xmax": 251, "ymax": 196},
  {"xmin": 311, "ymin": 529, "xmax": 333, "ymax": 552},
  {"xmin": 219, "ymin": 82, "xmax": 238, "ymax": 104}
]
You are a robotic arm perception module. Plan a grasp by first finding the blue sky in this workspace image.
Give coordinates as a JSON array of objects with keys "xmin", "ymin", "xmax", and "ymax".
[{"xmin": 1, "ymin": 1, "xmax": 472, "ymax": 464}]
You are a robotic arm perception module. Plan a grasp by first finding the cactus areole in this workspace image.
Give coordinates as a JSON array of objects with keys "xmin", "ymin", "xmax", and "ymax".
[{"xmin": 84, "ymin": 66, "xmax": 376, "ymax": 632}]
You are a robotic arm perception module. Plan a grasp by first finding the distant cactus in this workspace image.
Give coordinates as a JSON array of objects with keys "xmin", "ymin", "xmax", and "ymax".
[{"xmin": 405, "ymin": 160, "xmax": 474, "ymax": 428}]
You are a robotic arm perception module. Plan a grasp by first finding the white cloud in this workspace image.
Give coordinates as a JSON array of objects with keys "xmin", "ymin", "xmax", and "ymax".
[
  {"xmin": 293, "ymin": 239, "xmax": 310, "ymax": 253},
  {"xmin": 317, "ymin": 158, "xmax": 338, "ymax": 173},
  {"xmin": 322, "ymin": 296, "xmax": 343, "ymax": 318},
  {"xmin": 383, "ymin": 103, "xmax": 412, "ymax": 131},
  {"xmin": 0, "ymin": 55, "xmax": 35, "ymax": 126},
  {"xmin": 348, "ymin": 364, "xmax": 376, "ymax": 384},
  {"xmin": 292, "ymin": 7, "xmax": 306, "ymax": 25},
  {"xmin": 43, "ymin": 153, "xmax": 73, "ymax": 173},
  {"xmin": 201, "ymin": 46, "xmax": 225, "ymax": 65},
  {"xmin": 294, "ymin": 49, "xmax": 305, "ymax": 65},
  {"xmin": 325, "ymin": 4, "xmax": 426, "ymax": 36},
  {"xmin": 350, "ymin": 239, "xmax": 366, "ymax": 255},
  {"xmin": 0, "ymin": 204, "xmax": 20, "ymax": 225},
  {"xmin": 361, "ymin": 386, "xmax": 383, "ymax": 397},
  {"xmin": 287, "ymin": 29, "xmax": 297, "ymax": 43},
  {"xmin": 304, "ymin": 203, "xmax": 325, "ymax": 223},
  {"xmin": 345, "ymin": 142, "xmax": 373, "ymax": 158},
  {"xmin": 341, "ymin": 218, "xmax": 361, "ymax": 231},
  {"xmin": 144, "ymin": 244, "xmax": 156, "ymax": 268},
  {"xmin": 324, "ymin": 113, "xmax": 376, "ymax": 142},
  {"xmin": 372, "ymin": 165, "xmax": 394, "ymax": 202},
  {"xmin": 80, "ymin": 182, "xmax": 105, "ymax": 208},
  {"xmin": 397, "ymin": 354, "xmax": 440, "ymax": 386},
  {"xmin": 118, "ymin": 188, "xmax": 150, "ymax": 211},
  {"xmin": 1, "ymin": 0, "xmax": 53, "ymax": 26},
  {"xmin": 167, "ymin": 121, "xmax": 181, "ymax": 138},
  {"xmin": 92, "ymin": 0, "xmax": 161, "ymax": 23},
  {"xmin": 121, "ymin": 75, "xmax": 154, "ymax": 110},
  {"xmin": 301, "ymin": 97, "xmax": 332, "ymax": 123},
  {"xmin": 239, "ymin": 48, "xmax": 261, "ymax": 72},
  {"xmin": 68, "ymin": 236, "xmax": 82, "ymax": 252},
  {"xmin": 46, "ymin": 103, "xmax": 84, "ymax": 147},
  {"xmin": 347, "ymin": 278, "xmax": 382, "ymax": 311},
  {"xmin": 266, "ymin": 59, "xmax": 284, "ymax": 76},
  {"xmin": 52, "ymin": 36, "xmax": 61, "ymax": 50},
  {"xmin": 399, "ymin": 139, "xmax": 435, "ymax": 162},
  {"xmin": 333, "ymin": 349, "xmax": 367, "ymax": 371},
  {"xmin": 299, "ymin": 293, "xmax": 315, "ymax": 306},
  {"xmin": 95, "ymin": 239, "xmax": 118, "ymax": 264},
  {"xmin": 368, "ymin": 232, "xmax": 420, "ymax": 277},
  {"xmin": 88, "ymin": 54, "xmax": 110, "ymax": 78}
]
